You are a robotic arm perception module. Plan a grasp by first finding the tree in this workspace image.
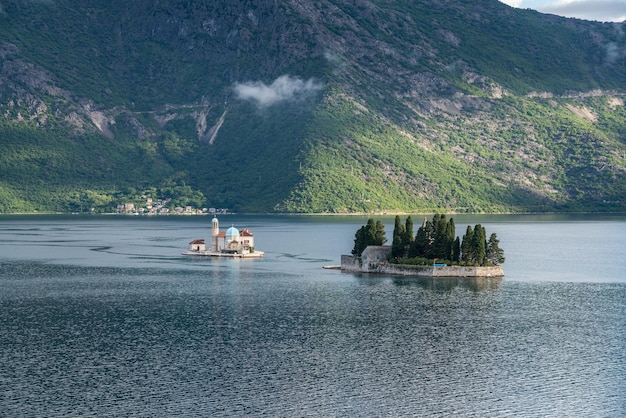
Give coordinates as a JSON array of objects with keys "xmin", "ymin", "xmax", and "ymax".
[
  {"xmin": 375, "ymin": 220, "xmax": 387, "ymax": 245},
  {"xmin": 391, "ymin": 234, "xmax": 404, "ymax": 258},
  {"xmin": 385, "ymin": 214, "xmax": 504, "ymax": 267},
  {"xmin": 472, "ymin": 224, "xmax": 487, "ymax": 266},
  {"xmin": 432, "ymin": 213, "xmax": 447, "ymax": 258},
  {"xmin": 365, "ymin": 218, "xmax": 377, "ymax": 243},
  {"xmin": 445, "ymin": 218, "xmax": 456, "ymax": 260},
  {"xmin": 461, "ymin": 225, "xmax": 474, "ymax": 263},
  {"xmin": 352, "ymin": 225, "xmax": 367, "ymax": 256},
  {"xmin": 391, "ymin": 215, "xmax": 406, "ymax": 258},
  {"xmin": 486, "ymin": 233, "xmax": 505, "ymax": 265},
  {"xmin": 403, "ymin": 216, "xmax": 414, "ymax": 250},
  {"xmin": 411, "ymin": 218, "xmax": 434, "ymax": 258},
  {"xmin": 393, "ymin": 215, "xmax": 403, "ymax": 235},
  {"xmin": 452, "ymin": 236, "xmax": 461, "ymax": 262},
  {"xmin": 352, "ymin": 218, "xmax": 386, "ymax": 256}
]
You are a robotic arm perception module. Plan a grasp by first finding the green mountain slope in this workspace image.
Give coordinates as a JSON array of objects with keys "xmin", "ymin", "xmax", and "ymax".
[{"xmin": 0, "ymin": 0, "xmax": 624, "ymax": 213}]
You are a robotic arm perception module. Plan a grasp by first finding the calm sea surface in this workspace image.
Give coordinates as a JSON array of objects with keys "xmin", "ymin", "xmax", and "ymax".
[{"xmin": 0, "ymin": 214, "xmax": 624, "ymax": 416}]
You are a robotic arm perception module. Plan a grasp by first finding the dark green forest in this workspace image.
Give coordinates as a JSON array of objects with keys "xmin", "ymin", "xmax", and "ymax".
[{"xmin": 352, "ymin": 214, "xmax": 504, "ymax": 266}]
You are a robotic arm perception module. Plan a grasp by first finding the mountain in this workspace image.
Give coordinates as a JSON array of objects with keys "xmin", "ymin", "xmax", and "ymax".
[{"xmin": 0, "ymin": 0, "xmax": 624, "ymax": 213}]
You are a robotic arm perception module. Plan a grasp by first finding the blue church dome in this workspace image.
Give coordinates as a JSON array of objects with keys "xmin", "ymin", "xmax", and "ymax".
[{"xmin": 226, "ymin": 226, "xmax": 240, "ymax": 238}]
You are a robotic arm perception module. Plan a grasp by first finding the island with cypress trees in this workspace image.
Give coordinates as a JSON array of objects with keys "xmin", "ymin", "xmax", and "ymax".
[{"xmin": 341, "ymin": 214, "xmax": 504, "ymax": 277}]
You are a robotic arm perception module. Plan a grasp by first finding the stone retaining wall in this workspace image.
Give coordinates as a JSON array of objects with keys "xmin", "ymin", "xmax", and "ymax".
[{"xmin": 341, "ymin": 246, "xmax": 504, "ymax": 277}]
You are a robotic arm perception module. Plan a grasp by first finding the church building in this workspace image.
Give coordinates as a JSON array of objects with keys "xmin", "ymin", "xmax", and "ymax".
[
  {"xmin": 184, "ymin": 216, "xmax": 263, "ymax": 258},
  {"xmin": 211, "ymin": 216, "xmax": 256, "ymax": 254}
]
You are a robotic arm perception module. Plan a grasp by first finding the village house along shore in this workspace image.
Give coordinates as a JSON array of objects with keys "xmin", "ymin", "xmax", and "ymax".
[{"xmin": 341, "ymin": 246, "xmax": 504, "ymax": 277}]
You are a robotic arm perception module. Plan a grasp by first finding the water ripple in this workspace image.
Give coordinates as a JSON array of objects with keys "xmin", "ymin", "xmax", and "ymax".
[{"xmin": 0, "ymin": 269, "xmax": 623, "ymax": 417}]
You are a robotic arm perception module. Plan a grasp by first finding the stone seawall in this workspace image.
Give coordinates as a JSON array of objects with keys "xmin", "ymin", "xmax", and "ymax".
[{"xmin": 341, "ymin": 246, "xmax": 504, "ymax": 278}]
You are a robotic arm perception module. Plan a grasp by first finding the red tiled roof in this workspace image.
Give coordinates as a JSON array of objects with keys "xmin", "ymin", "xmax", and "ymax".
[{"xmin": 189, "ymin": 239, "xmax": 205, "ymax": 244}]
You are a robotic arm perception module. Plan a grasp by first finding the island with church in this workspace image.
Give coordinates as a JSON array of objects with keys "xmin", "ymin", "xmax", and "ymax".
[
  {"xmin": 183, "ymin": 216, "xmax": 264, "ymax": 258},
  {"xmin": 341, "ymin": 214, "xmax": 504, "ymax": 277}
]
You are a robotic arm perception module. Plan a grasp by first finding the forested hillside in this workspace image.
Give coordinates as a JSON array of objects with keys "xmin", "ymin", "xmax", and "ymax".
[{"xmin": 0, "ymin": 0, "xmax": 624, "ymax": 213}]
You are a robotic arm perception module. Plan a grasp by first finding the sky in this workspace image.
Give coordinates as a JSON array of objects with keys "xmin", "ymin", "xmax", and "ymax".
[{"xmin": 499, "ymin": 0, "xmax": 626, "ymax": 22}]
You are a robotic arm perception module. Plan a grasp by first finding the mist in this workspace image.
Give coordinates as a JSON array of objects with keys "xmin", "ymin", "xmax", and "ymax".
[{"xmin": 233, "ymin": 75, "xmax": 323, "ymax": 107}]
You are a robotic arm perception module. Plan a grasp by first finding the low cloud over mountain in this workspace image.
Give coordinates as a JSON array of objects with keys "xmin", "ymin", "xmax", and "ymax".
[{"xmin": 233, "ymin": 75, "xmax": 323, "ymax": 108}]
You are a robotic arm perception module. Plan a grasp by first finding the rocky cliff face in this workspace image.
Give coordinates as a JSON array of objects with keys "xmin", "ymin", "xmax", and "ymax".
[{"xmin": 4, "ymin": 0, "xmax": 624, "ymax": 125}]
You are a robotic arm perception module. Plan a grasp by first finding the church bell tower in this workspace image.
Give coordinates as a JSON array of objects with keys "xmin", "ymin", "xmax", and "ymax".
[{"xmin": 211, "ymin": 216, "xmax": 219, "ymax": 252}]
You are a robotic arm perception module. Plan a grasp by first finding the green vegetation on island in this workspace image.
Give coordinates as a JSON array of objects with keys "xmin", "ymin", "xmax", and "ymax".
[
  {"xmin": 352, "ymin": 214, "xmax": 505, "ymax": 267},
  {"xmin": 351, "ymin": 218, "xmax": 388, "ymax": 256}
]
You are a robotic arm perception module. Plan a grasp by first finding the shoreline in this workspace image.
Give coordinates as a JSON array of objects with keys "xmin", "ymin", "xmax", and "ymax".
[
  {"xmin": 2, "ymin": 209, "xmax": 625, "ymax": 217},
  {"xmin": 341, "ymin": 246, "xmax": 504, "ymax": 278},
  {"xmin": 182, "ymin": 250, "xmax": 264, "ymax": 258}
]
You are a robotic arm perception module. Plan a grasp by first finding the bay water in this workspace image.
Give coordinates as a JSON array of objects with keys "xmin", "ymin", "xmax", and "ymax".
[{"xmin": 0, "ymin": 214, "xmax": 624, "ymax": 416}]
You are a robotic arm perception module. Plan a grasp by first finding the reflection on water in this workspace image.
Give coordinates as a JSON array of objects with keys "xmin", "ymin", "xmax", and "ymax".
[
  {"xmin": 0, "ymin": 215, "xmax": 625, "ymax": 416},
  {"xmin": 354, "ymin": 273, "xmax": 503, "ymax": 292},
  {"xmin": 393, "ymin": 276, "xmax": 503, "ymax": 292}
]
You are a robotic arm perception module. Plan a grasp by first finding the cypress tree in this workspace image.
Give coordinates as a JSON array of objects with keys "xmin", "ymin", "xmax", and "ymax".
[
  {"xmin": 445, "ymin": 218, "xmax": 456, "ymax": 260},
  {"xmin": 461, "ymin": 225, "xmax": 474, "ymax": 263},
  {"xmin": 410, "ymin": 218, "xmax": 429, "ymax": 258},
  {"xmin": 403, "ymin": 216, "xmax": 414, "ymax": 251},
  {"xmin": 409, "ymin": 221, "xmax": 423, "ymax": 258},
  {"xmin": 393, "ymin": 215, "xmax": 403, "ymax": 237},
  {"xmin": 472, "ymin": 224, "xmax": 487, "ymax": 266},
  {"xmin": 391, "ymin": 234, "xmax": 403, "ymax": 258},
  {"xmin": 352, "ymin": 218, "xmax": 387, "ymax": 256},
  {"xmin": 423, "ymin": 219, "xmax": 435, "ymax": 258},
  {"xmin": 352, "ymin": 225, "xmax": 367, "ymax": 256},
  {"xmin": 432, "ymin": 214, "xmax": 447, "ymax": 258},
  {"xmin": 366, "ymin": 218, "xmax": 377, "ymax": 247},
  {"xmin": 375, "ymin": 220, "xmax": 387, "ymax": 245},
  {"xmin": 391, "ymin": 216, "xmax": 405, "ymax": 258},
  {"xmin": 452, "ymin": 236, "xmax": 461, "ymax": 262},
  {"xmin": 486, "ymin": 233, "xmax": 505, "ymax": 265}
]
